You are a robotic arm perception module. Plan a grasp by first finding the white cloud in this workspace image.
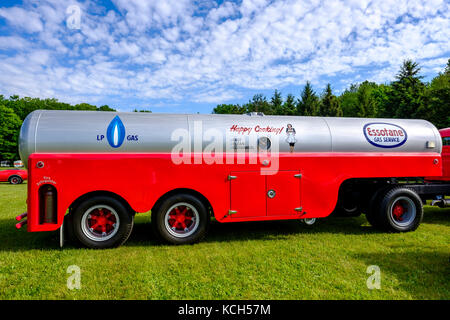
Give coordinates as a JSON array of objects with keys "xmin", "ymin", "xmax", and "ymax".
[
  {"xmin": 0, "ymin": 36, "xmax": 29, "ymax": 49},
  {"xmin": 111, "ymin": 0, "xmax": 192, "ymax": 30},
  {"xmin": 0, "ymin": 0, "xmax": 448, "ymax": 110},
  {"xmin": 0, "ymin": 6, "xmax": 43, "ymax": 33}
]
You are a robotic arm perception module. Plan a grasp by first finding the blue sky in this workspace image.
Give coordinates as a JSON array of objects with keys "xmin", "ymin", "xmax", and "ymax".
[{"xmin": 0, "ymin": 0, "xmax": 448, "ymax": 113}]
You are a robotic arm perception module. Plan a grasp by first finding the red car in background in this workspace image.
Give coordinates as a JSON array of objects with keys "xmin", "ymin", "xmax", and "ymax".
[{"xmin": 0, "ymin": 169, "xmax": 28, "ymax": 184}]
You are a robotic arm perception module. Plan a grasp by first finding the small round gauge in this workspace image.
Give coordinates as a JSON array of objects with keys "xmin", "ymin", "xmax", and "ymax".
[{"xmin": 257, "ymin": 137, "xmax": 271, "ymax": 151}]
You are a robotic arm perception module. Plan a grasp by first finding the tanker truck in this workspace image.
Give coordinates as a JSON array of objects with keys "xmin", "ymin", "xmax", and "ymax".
[{"xmin": 14, "ymin": 110, "xmax": 450, "ymax": 248}]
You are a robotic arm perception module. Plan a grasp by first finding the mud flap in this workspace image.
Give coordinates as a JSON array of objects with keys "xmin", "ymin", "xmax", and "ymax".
[{"xmin": 59, "ymin": 220, "xmax": 64, "ymax": 248}]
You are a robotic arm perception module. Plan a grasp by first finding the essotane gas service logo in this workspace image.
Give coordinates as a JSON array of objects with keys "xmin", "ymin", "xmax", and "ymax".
[{"xmin": 363, "ymin": 122, "xmax": 407, "ymax": 148}]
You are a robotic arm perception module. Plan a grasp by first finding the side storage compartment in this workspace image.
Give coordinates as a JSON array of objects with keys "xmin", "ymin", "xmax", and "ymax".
[
  {"xmin": 229, "ymin": 171, "xmax": 266, "ymax": 218},
  {"xmin": 229, "ymin": 171, "xmax": 302, "ymax": 218},
  {"xmin": 266, "ymin": 171, "xmax": 302, "ymax": 216}
]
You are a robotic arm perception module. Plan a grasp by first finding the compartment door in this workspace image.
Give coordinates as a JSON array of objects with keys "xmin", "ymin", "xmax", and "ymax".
[
  {"xmin": 266, "ymin": 171, "xmax": 301, "ymax": 216},
  {"xmin": 229, "ymin": 171, "xmax": 266, "ymax": 218}
]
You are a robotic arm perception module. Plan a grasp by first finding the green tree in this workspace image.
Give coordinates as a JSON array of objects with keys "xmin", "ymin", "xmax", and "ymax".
[
  {"xmin": 270, "ymin": 90, "xmax": 283, "ymax": 115},
  {"xmin": 0, "ymin": 105, "xmax": 22, "ymax": 160},
  {"xmin": 320, "ymin": 84, "xmax": 343, "ymax": 117},
  {"xmin": 213, "ymin": 104, "xmax": 245, "ymax": 114},
  {"xmin": 74, "ymin": 103, "xmax": 98, "ymax": 111},
  {"xmin": 245, "ymin": 94, "xmax": 272, "ymax": 114},
  {"xmin": 339, "ymin": 84, "xmax": 359, "ymax": 117},
  {"xmin": 356, "ymin": 81, "xmax": 378, "ymax": 117},
  {"xmin": 371, "ymin": 84, "xmax": 391, "ymax": 118},
  {"xmin": 386, "ymin": 59, "xmax": 426, "ymax": 119},
  {"xmin": 98, "ymin": 105, "xmax": 116, "ymax": 111},
  {"xmin": 298, "ymin": 81, "xmax": 319, "ymax": 116},
  {"xmin": 422, "ymin": 59, "xmax": 450, "ymax": 128},
  {"xmin": 282, "ymin": 94, "xmax": 297, "ymax": 115}
]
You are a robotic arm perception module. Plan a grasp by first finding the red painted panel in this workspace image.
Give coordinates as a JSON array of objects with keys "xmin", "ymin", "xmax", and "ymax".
[
  {"xmin": 24, "ymin": 152, "xmax": 443, "ymax": 232},
  {"xmin": 425, "ymin": 128, "xmax": 449, "ymax": 181},
  {"xmin": 443, "ymin": 146, "xmax": 450, "ymax": 180},
  {"xmin": 230, "ymin": 171, "xmax": 266, "ymax": 218},
  {"xmin": 267, "ymin": 171, "xmax": 301, "ymax": 216}
]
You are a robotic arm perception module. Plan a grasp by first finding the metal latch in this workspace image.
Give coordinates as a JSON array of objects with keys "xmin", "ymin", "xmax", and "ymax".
[
  {"xmin": 294, "ymin": 174, "xmax": 302, "ymax": 178},
  {"xmin": 222, "ymin": 210, "xmax": 237, "ymax": 220},
  {"xmin": 294, "ymin": 207, "xmax": 303, "ymax": 212},
  {"xmin": 228, "ymin": 175, "xmax": 237, "ymax": 180}
]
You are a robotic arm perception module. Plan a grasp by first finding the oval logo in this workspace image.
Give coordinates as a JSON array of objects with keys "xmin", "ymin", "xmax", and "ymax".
[
  {"xmin": 107, "ymin": 115, "xmax": 126, "ymax": 148},
  {"xmin": 363, "ymin": 122, "xmax": 407, "ymax": 148}
]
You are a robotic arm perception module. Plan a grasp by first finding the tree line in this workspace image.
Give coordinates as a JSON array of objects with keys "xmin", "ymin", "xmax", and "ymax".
[
  {"xmin": 214, "ymin": 59, "xmax": 450, "ymax": 131},
  {"xmin": 0, "ymin": 59, "xmax": 448, "ymax": 161},
  {"xmin": 0, "ymin": 92, "xmax": 158, "ymax": 161},
  {"xmin": 0, "ymin": 95, "xmax": 120, "ymax": 161}
]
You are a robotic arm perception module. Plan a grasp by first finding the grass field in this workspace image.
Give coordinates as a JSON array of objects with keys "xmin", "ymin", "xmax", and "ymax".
[{"xmin": 0, "ymin": 181, "xmax": 449, "ymax": 300}]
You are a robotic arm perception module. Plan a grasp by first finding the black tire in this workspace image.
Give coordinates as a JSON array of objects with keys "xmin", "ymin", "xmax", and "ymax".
[
  {"xmin": 332, "ymin": 202, "xmax": 361, "ymax": 217},
  {"xmin": 63, "ymin": 212, "xmax": 76, "ymax": 243},
  {"xmin": 377, "ymin": 187, "xmax": 423, "ymax": 232},
  {"xmin": 152, "ymin": 193, "xmax": 209, "ymax": 245},
  {"xmin": 9, "ymin": 175, "xmax": 23, "ymax": 184},
  {"xmin": 71, "ymin": 196, "xmax": 134, "ymax": 249},
  {"xmin": 365, "ymin": 187, "xmax": 388, "ymax": 228}
]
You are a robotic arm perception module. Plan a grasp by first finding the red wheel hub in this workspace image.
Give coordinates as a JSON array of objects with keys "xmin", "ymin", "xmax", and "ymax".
[
  {"xmin": 88, "ymin": 208, "xmax": 116, "ymax": 234},
  {"xmin": 168, "ymin": 206, "xmax": 194, "ymax": 230},
  {"xmin": 392, "ymin": 203, "xmax": 405, "ymax": 221}
]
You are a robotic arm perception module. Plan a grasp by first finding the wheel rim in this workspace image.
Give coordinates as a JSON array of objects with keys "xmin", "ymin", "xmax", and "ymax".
[
  {"xmin": 81, "ymin": 205, "xmax": 120, "ymax": 242},
  {"xmin": 342, "ymin": 198, "xmax": 358, "ymax": 213},
  {"xmin": 304, "ymin": 218, "xmax": 316, "ymax": 225},
  {"xmin": 389, "ymin": 197, "xmax": 416, "ymax": 227},
  {"xmin": 164, "ymin": 202, "xmax": 200, "ymax": 238},
  {"xmin": 11, "ymin": 177, "xmax": 19, "ymax": 184}
]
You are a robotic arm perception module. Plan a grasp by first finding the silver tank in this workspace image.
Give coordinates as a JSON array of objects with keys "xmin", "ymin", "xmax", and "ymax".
[{"xmin": 19, "ymin": 110, "xmax": 442, "ymax": 166}]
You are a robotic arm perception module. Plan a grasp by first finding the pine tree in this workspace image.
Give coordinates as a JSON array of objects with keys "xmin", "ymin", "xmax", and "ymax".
[
  {"xmin": 283, "ymin": 94, "xmax": 297, "ymax": 115},
  {"xmin": 271, "ymin": 90, "xmax": 283, "ymax": 115},
  {"xmin": 298, "ymin": 81, "xmax": 319, "ymax": 116},
  {"xmin": 320, "ymin": 84, "xmax": 343, "ymax": 117},
  {"xmin": 386, "ymin": 59, "xmax": 426, "ymax": 119}
]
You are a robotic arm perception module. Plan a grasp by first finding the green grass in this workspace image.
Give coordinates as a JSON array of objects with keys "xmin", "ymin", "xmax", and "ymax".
[{"xmin": 0, "ymin": 182, "xmax": 449, "ymax": 300}]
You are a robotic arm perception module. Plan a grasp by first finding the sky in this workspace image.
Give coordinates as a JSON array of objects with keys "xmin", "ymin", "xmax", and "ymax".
[{"xmin": 0, "ymin": 0, "xmax": 448, "ymax": 113}]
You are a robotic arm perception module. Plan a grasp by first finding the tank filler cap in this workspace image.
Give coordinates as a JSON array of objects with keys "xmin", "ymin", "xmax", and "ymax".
[{"xmin": 246, "ymin": 112, "xmax": 265, "ymax": 116}]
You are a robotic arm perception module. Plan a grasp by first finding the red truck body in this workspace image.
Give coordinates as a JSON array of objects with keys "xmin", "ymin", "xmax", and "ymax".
[
  {"xmin": 26, "ymin": 152, "xmax": 441, "ymax": 232},
  {"xmin": 15, "ymin": 109, "xmax": 450, "ymax": 248},
  {"xmin": 426, "ymin": 128, "xmax": 450, "ymax": 181}
]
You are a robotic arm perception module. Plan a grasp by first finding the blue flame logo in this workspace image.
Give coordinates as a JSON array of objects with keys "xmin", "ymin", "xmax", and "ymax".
[{"xmin": 106, "ymin": 116, "xmax": 126, "ymax": 148}]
